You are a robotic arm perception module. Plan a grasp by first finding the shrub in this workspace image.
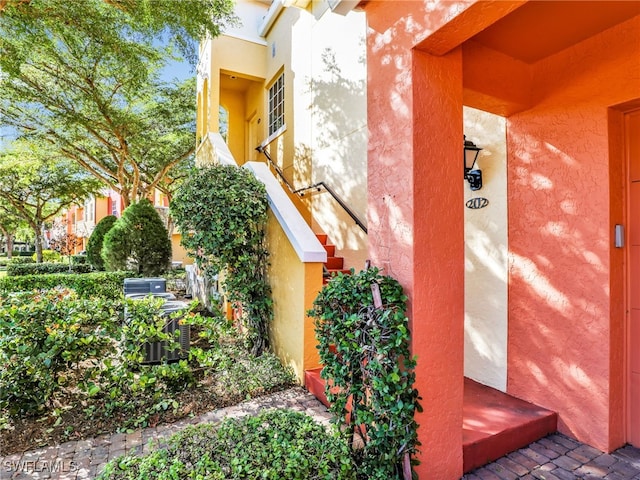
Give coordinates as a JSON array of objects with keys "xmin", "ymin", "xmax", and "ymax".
[
  {"xmin": 12, "ymin": 250, "xmax": 34, "ymax": 257},
  {"xmin": 97, "ymin": 409, "xmax": 355, "ymax": 480},
  {"xmin": 171, "ymin": 165, "xmax": 270, "ymax": 355},
  {"xmin": 0, "ymin": 289, "xmax": 120, "ymax": 415},
  {"xmin": 33, "ymin": 249, "xmax": 61, "ymax": 263},
  {"xmin": 309, "ymin": 267, "xmax": 421, "ymax": 480},
  {"xmin": 7, "ymin": 262, "xmax": 93, "ymax": 276},
  {"xmin": 71, "ymin": 254, "xmax": 87, "ymax": 265},
  {"xmin": 0, "ymin": 271, "xmax": 130, "ymax": 299},
  {"xmin": 86, "ymin": 215, "xmax": 117, "ymax": 270},
  {"xmin": 102, "ymin": 200, "xmax": 171, "ymax": 276},
  {"xmin": 9, "ymin": 256, "xmax": 34, "ymax": 264}
]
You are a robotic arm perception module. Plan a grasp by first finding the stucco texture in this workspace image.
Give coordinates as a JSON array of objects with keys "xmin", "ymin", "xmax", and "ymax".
[{"xmin": 507, "ymin": 15, "xmax": 640, "ymax": 452}]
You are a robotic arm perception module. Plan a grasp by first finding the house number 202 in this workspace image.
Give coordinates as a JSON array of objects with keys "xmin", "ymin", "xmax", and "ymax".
[{"xmin": 465, "ymin": 197, "xmax": 489, "ymax": 209}]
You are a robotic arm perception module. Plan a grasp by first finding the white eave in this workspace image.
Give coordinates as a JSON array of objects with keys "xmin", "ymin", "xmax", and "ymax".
[
  {"xmin": 327, "ymin": 0, "xmax": 359, "ymax": 16},
  {"xmin": 258, "ymin": 0, "xmax": 311, "ymax": 37}
]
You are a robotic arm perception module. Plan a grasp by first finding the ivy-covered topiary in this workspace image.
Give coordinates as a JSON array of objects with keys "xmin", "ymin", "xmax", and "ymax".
[
  {"xmin": 102, "ymin": 199, "xmax": 171, "ymax": 276},
  {"xmin": 171, "ymin": 165, "xmax": 271, "ymax": 356},
  {"xmin": 86, "ymin": 215, "xmax": 117, "ymax": 270},
  {"xmin": 309, "ymin": 266, "xmax": 421, "ymax": 480}
]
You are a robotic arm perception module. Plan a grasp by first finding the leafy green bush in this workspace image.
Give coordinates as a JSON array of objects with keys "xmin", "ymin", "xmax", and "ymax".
[
  {"xmin": 0, "ymin": 271, "xmax": 129, "ymax": 299},
  {"xmin": 310, "ymin": 267, "xmax": 421, "ymax": 480},
  {"xmin": 7, "ymin": 262, "xmax": 93, "ymax": 276},
  {"xmin": 98, "ymin": 409, "xmax": 355, "ymax": 480},
  {"xmin": 12, "ymin": 250, "xmax": 35, "ymax": 257},
  {"xmin": 171, "ymin": 165, "xmax": 271, "ymax": 355},
  {"xmin": 0, "ymin": 288, "xmax": 295, "ymax": 442},
  {"xmin": 33, "ymin": 249, "xmax": 62, "ymax": 263},
  {"xmin": 71, "ymin": 254, "xmax": 88, "ymax": 265},
  {"xmin": 9, "ymin": 256, "xmax": 34, "ymax": 264},
  {"xmin": 0, "ymin": 289, "xmax": 120, "ymax": 415},
  {"xmin": 87, "ymin": 215, "xmax": 117, "ymax": 270},
  {"xmin": 103, "ymin": 200, "xmax": 171, "ymax": 276}
]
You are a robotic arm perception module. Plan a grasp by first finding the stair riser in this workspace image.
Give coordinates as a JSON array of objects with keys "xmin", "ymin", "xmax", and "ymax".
[{"xmin": 325, "ymin": 257, "xmax": 344, "ymax": 269}]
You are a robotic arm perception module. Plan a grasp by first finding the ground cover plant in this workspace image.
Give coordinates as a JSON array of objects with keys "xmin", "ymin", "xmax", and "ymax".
[
  {"xmin": 98, "ymin": 409, "xmax": 356, "ymax": 480},
  {"xmin": 0, "ymin": 287, "xmax": 295, "ymax": 455}
]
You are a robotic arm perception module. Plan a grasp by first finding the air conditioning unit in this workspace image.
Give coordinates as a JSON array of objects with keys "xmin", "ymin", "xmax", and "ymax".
[
  {"xmin": 141, "ymin": 300, "xmax": 191, "ymax": 365},
  {"xmin": 123, "ymin": 276, "xmax": 190, "ymax": 364},
  {"xmin": 124, "ymin": 277, "xmax": 167, "ymax": 295}
]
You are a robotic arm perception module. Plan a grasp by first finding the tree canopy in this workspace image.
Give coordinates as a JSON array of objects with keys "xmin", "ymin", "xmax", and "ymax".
[
  {"xmin": 0, "ymin": 139, "xmax": 103, "ymax": 261},
  {"xmin": 0, "ymin": 0, "xmax": 236, "ymax": 206}
]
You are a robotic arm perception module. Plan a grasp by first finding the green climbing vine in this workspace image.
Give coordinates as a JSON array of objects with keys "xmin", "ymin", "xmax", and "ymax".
[
  {"xmin": 309, "ymin": 266, "xmax": 421, "ymax": 480},
  {"xmin": 171, "ymin": 165, "xmax": 271, "ymax": 356}
]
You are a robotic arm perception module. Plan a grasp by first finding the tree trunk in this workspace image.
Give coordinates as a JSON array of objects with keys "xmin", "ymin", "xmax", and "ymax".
[
  {"xmin": 34, "ymin": 221, "xmax": 44, "ymax": 263},
  {"xmin": 0, "ymin": 226, "xmax": 13, "ymax": 258},
  {"xmin": 6, "ymin": 234, "xmax": 13, "ymax": 259}
]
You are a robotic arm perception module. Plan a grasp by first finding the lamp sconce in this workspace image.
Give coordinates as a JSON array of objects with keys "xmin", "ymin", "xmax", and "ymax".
[{"xmin": 464, "ymin": 136, "xmax": 483, "ymax": 191}]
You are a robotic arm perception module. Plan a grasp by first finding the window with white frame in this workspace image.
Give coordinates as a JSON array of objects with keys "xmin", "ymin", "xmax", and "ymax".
[
  {"xmin": 84, "ymin": 197, "xmax": 95, "ymax": 223},
  {"xmin": 268, "ymin": 73, "xmax": 285, "ymax": 136},
  {"xmin": 110, "ymin": 197, "xmax": 119, "ymax": 217}
]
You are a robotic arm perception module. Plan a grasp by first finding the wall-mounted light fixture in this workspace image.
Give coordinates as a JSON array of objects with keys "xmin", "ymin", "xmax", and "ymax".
[{"xmin": 464, "ymin": 136, "xmax": 483, "ymax": 191}]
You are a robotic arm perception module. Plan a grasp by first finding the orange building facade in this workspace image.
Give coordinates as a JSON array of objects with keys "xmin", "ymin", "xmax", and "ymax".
[{"xmin": 360, "ymin": 1, "xmax": 640, "ymax": 478}]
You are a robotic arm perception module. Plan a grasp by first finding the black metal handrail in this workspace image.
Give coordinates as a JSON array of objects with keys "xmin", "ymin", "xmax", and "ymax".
[
  {"xmin": 255, "ymin": 145, "xmax": 295, "ymax": 192},
  {"xmin": 294, "ymin": 182, "xmax": 367, "ymax": 234},
  {"xmin": 255, "ymin": 146, "xmax": 368, "ymax": 234}
]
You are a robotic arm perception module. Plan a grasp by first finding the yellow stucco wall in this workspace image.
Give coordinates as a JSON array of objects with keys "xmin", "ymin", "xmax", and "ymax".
[
  {"xmin": 207, "ymin": 36, "xmax": 267, "ymax": 136},
  {"xmin": 266, "ymin": 210, "xmax": 322, "ymax": 383}
]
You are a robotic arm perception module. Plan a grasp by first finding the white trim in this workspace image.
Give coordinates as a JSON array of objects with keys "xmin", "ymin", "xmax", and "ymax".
[
  {"xmin": 327, "ymin": 0, "xmax": 358, "ymax": 15},
  {"xmin": 244, "ymin": 162, "xmax": 327, "ymax": 263},
  {"xmin": 222, "ymin": 32, "xmax": 268, "ymax": 47},
  {"xmin": 209, "ymin": 133, "xmax": 237, "ymax": 166},
  {"xmin": 259, "ymin": 124, "xmax": 287, "ymax": 150},
  {"xmin": 258, "ymin": 0, "xmax": 285, "ymax": 37}
]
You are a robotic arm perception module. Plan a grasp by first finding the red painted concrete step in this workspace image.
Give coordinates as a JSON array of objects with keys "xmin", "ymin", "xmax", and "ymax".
[
  {"xmin": 304, "ymin": 370, "xmax": 557, "ymax": 473},
  {"xmin": 463, "ymin": 377, "xmax": 557, "ymax": 472},
  {"xmin": 316, "ymin": 233, "xmax": 349, "ymax": 285},
  {"xmin": 305, "ymin": 367, "xmax": 330, "ymax": 407},
  {"xmin": 325, "ymin": 256, "xmax": 344, "ymax": 270}
]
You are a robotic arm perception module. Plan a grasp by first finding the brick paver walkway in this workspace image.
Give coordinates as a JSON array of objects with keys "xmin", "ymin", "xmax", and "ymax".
[
  {"xmin": 2, "ymin": 386, "xmax": 639, "ymax": 479},
  {"xmin": 463, "ymin": 434, "xmax": 640, "ymax": 480},
  {"xmin": 0, "ymin": 387, "xmax": 331, "ymax": 480}
]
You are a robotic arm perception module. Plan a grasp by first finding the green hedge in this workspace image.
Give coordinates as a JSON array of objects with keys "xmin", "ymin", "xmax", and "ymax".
[
  {"xmin": 8, "ymin": 257, "xmax": 34, "ymax": 264},
  {"xmin": 7, "ymin": 262, "xmax": 94, "ymax": 276},
  {"xmin": 0, "ymin": 271, "xmax": 131, "ymax": 299}
]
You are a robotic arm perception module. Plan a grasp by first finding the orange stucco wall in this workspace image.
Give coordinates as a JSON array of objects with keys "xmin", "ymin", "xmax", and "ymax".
[
  {"xmin": 506, "ymin": 15, "xmax": 640, "ymax": 452},
  {"xmin": 365, "ymin": 0, "xmax": 640, "ymax": 475},
  {"xmin": 365, "ymin": 2, "xmax": 472, "ymax": 478}
]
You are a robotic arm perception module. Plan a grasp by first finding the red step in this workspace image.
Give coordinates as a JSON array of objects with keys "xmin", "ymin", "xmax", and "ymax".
[
  {"xmin": 305, "ymin": 367, "xmax": 330, "ymax": 408},
  {"xmin": 323, "ymin": 244, "xmax": 336, "ymax": 256},
  {"xmin": 305, "ymin": 371, "xmax": 557, "ymax": 473},
  {"xmin": 316, "ymin": 233, "xmax": 349, "ymax": 285},
  {"xmin": 463, "ymin": 377, "xmax": 557, "ymax": 472},
  {"xmin": 325, "ymin": 256, "xmax": 344, "ymax": 270}
]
